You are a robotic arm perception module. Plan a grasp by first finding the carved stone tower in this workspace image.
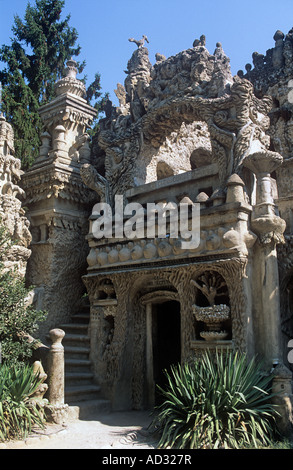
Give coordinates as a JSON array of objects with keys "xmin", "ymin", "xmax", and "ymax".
[
  {"xmin": 22, "ymin": 60, "xmax": 97, "ymax": 339},
  {"xmin": 0, "ymin": 113, "xmax": 31, "ymax": 276}
]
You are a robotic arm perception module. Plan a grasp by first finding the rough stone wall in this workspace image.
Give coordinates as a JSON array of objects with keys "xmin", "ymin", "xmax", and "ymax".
[{"xmin": 134, "ymin": 121, "xmax": 212, "ymax": 185}]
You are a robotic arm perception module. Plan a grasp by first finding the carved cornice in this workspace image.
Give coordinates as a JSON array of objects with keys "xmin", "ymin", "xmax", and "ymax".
[
  {"xmin": 85, "ymin": 252, "xmax": 248, "ymax": 277},
  {"xmin": 85, "ymin": 199, "xmax": 255, "ymax": 274},
  {"xmin": 39, "ymin": 93, "xmax": 97, "ymax": 129},
  {"xmin": 22, "ymin": 163, "xmax": 96, "ymax": 205}
]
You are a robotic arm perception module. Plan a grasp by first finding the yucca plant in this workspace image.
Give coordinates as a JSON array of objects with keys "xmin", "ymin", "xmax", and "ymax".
[
  {"xmin": 0, "ymin": 363, "xmax": 46, "ymax": 441},
  {"xmin": 151, "ymin": 350, "xmax": 279, "ymax": 449}
]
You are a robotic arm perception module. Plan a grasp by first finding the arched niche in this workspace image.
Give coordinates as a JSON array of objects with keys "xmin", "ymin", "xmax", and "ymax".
[
  {"xmin": 95, "ymin": 278, "xmax": 116, "ymax": 301},
  {"xmin": 191, "ymin": 270, "xmax": 232, "ymax": 341}
]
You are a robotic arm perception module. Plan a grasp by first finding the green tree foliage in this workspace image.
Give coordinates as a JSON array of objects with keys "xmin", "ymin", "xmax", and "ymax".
[
  {"xmin": 0, "ymin": 0, "xmax": 106, "ymax": 168},
  {"xmin": 86, "ymin": 72, "xmax": 109, "ymax": 136},
  {"xmin": 0, "ymin": 220, "xmax": 46, "ymax": 365}
]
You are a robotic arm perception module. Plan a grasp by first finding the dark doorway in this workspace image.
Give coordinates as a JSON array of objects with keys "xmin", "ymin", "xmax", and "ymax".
[{"xmin": 152, "ymin": 300, "xmax": 181, "ymax": 404}]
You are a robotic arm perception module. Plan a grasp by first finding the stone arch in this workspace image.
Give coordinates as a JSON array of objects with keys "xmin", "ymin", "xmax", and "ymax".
[
  {"xmin": 128, "ymin": 271, "xmax": 178, "ymax": 301},
  {"xmin": 140, "ymin": 290, "xmax": 179, "ymax": 304},
  {"xmin": 127, "ymin": 272, "xmax": 180, "ymax": 408}
]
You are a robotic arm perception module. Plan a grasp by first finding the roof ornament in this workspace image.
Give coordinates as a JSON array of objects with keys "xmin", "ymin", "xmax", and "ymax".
[
  {"xmin": 128, "ymin": 35, "xmax": 149, "ymax": 49},
  {"xmin": 193, "ymin": 34, "xmax": 206, "ymax": 47}
]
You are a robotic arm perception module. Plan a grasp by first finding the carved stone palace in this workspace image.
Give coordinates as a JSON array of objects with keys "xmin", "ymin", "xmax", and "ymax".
[{"xmin": 1, "ymin": 31, "xmax": 293, "ymax": 427}]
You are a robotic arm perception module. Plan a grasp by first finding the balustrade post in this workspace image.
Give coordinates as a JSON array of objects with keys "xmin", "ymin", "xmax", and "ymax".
[{"xmin": 47, "ymin": 328, "xmax": 65, "ymax": 406}]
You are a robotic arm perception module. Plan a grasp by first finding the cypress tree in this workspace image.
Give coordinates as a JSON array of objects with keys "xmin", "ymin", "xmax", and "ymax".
[{"xmin": 0, "ymin": 0, "xmax": 106, "ymax": 168}]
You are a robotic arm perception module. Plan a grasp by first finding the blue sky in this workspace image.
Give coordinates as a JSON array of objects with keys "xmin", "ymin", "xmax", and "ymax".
[{"xmin": 1, "ymin": 0, "xmax": 293, "ymax": 105}]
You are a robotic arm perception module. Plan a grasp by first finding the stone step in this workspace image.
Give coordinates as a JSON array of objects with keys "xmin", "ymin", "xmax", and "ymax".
[
  {"xmin": 79, "ymin": 302, "xmax": 90, "ymax": 313},
  {"xmin": 65, "ymin": 372, "xmax": 94, "ymax": 386},
  {"xmin": 62, "ymin": 333, "xmax": 90, "ymax": 346},
  {"xmin": 65, "ymin": 358, "xmax": 92, "ymax": 372},
  {"xmin": 69, "ymin": 399, "xmax": 111, "ymax": 420},
  {"xmin": 65, "ymin": 384, "xmax": 101, "ymax": 403},
  {"xmin": 59, "ymin": 307, "xmax": 108, "ymax": 410},
  {"xmin": 64, "ymin": 346, "xmax": 90, "ymax": 360},
  {"xmin": 72, "ymin": 313, "xmax": 90, "ymax": 324},
  {"xmin": 60, "ymin": 323, "xmax": 89, "ymax": 334}
]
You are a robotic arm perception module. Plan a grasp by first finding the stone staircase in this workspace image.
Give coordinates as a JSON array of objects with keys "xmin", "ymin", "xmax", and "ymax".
[{"xmin": 59, "ymin": 303, "xmax": 111, "ymax": 418}]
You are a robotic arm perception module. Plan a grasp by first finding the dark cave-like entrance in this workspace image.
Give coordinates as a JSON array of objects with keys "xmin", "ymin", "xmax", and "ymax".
[{"xmin": 152, "ymin": 300, "xmax": 181, "ymax": 405}]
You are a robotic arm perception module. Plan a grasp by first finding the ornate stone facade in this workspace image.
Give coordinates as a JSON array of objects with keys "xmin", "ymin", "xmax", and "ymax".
[
  {"xmin": 2, "ymin": 31, "xmax": 292, "ymax": 418},
  {"xmin": 0, "ymin": 113, "xmax": 31, "ymax": 276},
  {"xmin": 81, "ymin": 34, "xmax": 291, "ymax": 410}
]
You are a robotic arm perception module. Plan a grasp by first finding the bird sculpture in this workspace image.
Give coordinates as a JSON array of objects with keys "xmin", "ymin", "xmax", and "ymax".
[{"xmin": 128, "ymin": 35, "xmax": 149, "ymax": 48}]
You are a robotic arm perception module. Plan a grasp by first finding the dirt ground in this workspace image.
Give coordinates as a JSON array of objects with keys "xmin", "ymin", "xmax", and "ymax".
[{"xmin": 1, "ymin": 410, "xmax": 159, "ymax": 450}]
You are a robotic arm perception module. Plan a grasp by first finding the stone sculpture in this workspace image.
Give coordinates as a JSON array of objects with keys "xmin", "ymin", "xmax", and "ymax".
[
  {"xmin": 128, "ymin": 35, "xmax": 149, "ymax": 48},
  {"xmin": 80, "ymin": 163, "xmax": 111, "ymax": 204}
]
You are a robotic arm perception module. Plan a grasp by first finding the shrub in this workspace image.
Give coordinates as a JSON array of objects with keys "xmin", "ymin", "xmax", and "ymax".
[
  {"xmin": 0, "ymin": 363, "xmax": 46, "ymax": 441},
  {"xmin": 0, "ymin": 220, "xmax": 46, "ymax": 365},
  {"xmin": 151, "ymin": 349, "xmax": 279, "ymax": 449}
]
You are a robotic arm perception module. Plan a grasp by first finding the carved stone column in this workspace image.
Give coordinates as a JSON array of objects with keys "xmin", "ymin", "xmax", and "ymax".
[
  {"xmin": 45, "ymin": 328, "xmax": 75, "ymax": 424},
  {"xmin": 22, "ymin": 60, "xmax": 97, "ymax": 339},
  {"xmin": 47, "ymin": 328, "xmax": 65, "ymax": 405},
  {"xmin": 244, "ymin": 148, "xmax": 286, "ymax": 367},
  {"xmin": 243, "ymin": 148, "xmax": 285, "ymax": 233}
]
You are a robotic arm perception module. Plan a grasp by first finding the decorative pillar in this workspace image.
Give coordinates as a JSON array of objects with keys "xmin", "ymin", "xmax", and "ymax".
[
  {"xmin": 47, "ymin": 328, "xmax": 65, "ymax": 406},
  {"xmin": 21, "ymin": 60, "xmax": 97, "ymax": 340},
  {"xmin": 243, "ymin": 148, "xmax": 286, "ymax": 367},
  {"xmin": 226, "ymin": 174, "xmax": 245, "ymax": 203},
  {"xmin": 45, "ymin": 328, "xmax": 75, "ymax": 424}
]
